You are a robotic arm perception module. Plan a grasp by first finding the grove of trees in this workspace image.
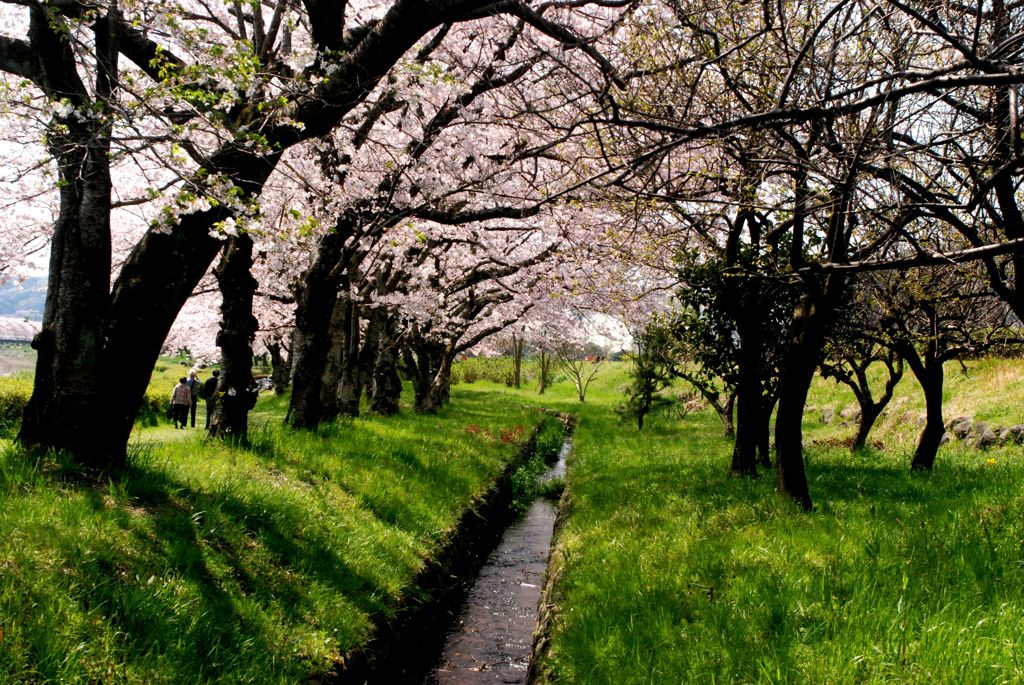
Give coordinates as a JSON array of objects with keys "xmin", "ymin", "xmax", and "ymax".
[{"xmin": 2, "ymin": 0, "xmax": 1024, "ymax": 510}]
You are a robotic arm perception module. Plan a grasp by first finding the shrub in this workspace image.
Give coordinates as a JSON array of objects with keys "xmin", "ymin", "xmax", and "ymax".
[
  {"xmin": 0, "ymin": 374, "xmax": 32, "ymax": 438},
  {"xmin": 137, "ymin": 387, "xmax": 170, "ymax": 427},
  {"xmin": 452, "ymin": 356, "xmax": 519, "ymax": 386}
]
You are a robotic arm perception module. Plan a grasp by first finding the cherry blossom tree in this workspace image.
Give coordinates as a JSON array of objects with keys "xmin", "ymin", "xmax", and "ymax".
[{"xmin": 0, "ymin": 0, "xmax": 631, "ymax": 468}]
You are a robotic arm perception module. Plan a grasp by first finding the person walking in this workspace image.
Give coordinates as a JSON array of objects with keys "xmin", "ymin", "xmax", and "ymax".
[
  {"xmin": 170, "ymin": 377, "xmax": 191, "ymax": 429},
  {"xmin": 186, "ymin": 369, "xmax": 202, "ymax": 428},
  {"xmin": 203, "ymin": 370, "xmax": 220, "ymax": 430}
]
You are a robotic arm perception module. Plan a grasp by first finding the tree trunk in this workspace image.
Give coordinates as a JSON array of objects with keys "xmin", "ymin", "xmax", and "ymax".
[
  {"xmin": 18, "ymin": 122, "xmax": 113, "ymax": 469},
  {"xmin": 420, "ymin": 347, "xmax": 454, "ymax": 413},
  {"xmin": 909, "ymin": 353, "xmax": 944, "ymax": 471},
  {"xmin": 731, "ymin": 319, "xmax": 762, "ymax": 476},
  {"xmin": 335, "ymin": 299, "xmax": 363, "ymax": 418},
  {"xmin": 319, "ymin": 293, "xmax": 350, "ymax": 421},
  {"xmin": 853, "ymin": 403, "xmax": 883, "ymax": 451},
  {"xmin": 286, "ymin": 228, "xmax": 350, "ymax": 429},
  {"xmin": 774, "ymin": 278, "xmax": 843, "ymax": 512},
  {"xmin": 757, "ymin": 396, "xmax": 775, "ymax": 468},
  {"xmin": 411, "ymin": 338, "xmax": 446, "ymax": 413},
  {"xmin": 360, "ymin": 308, "xmax": 381, "ymax": 407},
  {"xmin": 512, "ymin": 334, "xmax": 523, "ymax": 388},
  {"xmin": 211, "ymin": 235, "xmax": 258, "ymax": 441},
  {"xmin": 834, "ymin": 351, "xmax": 902, "ymax": 451},
  {"xmin": 720, "ymin": 392, "xmax": 736, "ymax": 440},
  {"xmin": 266, "ymin": 340, "xmax": 291, "ymax": 395},
  {"xmin": 370, "ymin": 313, "xmax": 402, "ymax": 415},
  {"xmin": 537, "ymin": 348, "xmax": 552, "ymax": 394}
]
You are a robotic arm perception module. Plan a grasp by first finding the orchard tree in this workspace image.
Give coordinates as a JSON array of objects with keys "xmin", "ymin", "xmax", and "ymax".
[
  {"xmin": 868, "ymin": 262, "xmax": 1015, "ymax": 470},
  {"xmin": 821, "ymin": 286, "xmax": 905, "ymax": 451}
]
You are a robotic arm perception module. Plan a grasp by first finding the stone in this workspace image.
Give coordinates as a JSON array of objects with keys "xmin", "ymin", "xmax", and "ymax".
[
  {"xmin": 840, "ymin": 404, "xmax": 861, "ymax": 421},
  {"xmin": 950, "ymin": 417, "xmax": 974, "ymax": 439},
  {"xmin": 940, "ymin": 431, "xmax": 952, "ymax": 445},
  {"xmin": 821, "ymin": 407, "xmax": 835, "ymax": 425},
  {"xmin": 945, "ymin": 415, "xmax": 972, "ymax": 430},
  {"xmin": 1006, "ymin": 425, "xmax": 1024, "ymax": 444},
  {"xmin": 975, "ymin": 428, "xmax": 1000, "ymax": 449}
]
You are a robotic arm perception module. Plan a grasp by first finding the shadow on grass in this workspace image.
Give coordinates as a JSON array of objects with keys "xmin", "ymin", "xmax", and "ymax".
[{"xmin": 27, "ymin": 459, "xmax": 391, "ymax": 682}]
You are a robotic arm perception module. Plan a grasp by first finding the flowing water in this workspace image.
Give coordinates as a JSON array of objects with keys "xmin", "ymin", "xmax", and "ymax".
[{"xmin": 427, "ymin": 438, "xmax": 571, "ymax": 684}]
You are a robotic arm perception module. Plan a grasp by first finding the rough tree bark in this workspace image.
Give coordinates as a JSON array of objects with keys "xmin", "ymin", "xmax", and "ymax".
[
  {"xmin": 370, "ymin": 311, "xmax": 402, "ymax": 415},
  {"xmin": 211, "ymin": 234, "xmax": 259, "ymax": 441},
  {"xmin": 287, "ymin": 228, "xmax": 350, "ymax": 428},
  {"xmin": 17, "ymin": 7, "xmax": 115, "ymax": 469}
]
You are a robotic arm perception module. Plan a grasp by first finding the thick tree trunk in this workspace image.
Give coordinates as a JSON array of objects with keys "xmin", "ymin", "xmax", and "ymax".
[
  {"xmin": 774, "ymin": 276, "xmax": 844, "ymax": 512},
  {"xmin": 335, "ymin": 300, "xmax": 363, "ymax": 419},
  {"xmin": 419, "ymin": 348, "xmax": 454, "ymax": 413},
  {"xmin": 286, "ymin": 229, "xmax": 349, "ymax": 429},
  {"xmin": 19, "ymin": 124, "xmax": 113, "ymax": 469},
  {"xmin": 211, "ymin": 235, "xmax": 259, "ymax": 441},
  {"xmin": 411, "ymin": 338, "xmax": 446, "ymax": 413},
  {"xmin": 370, "ymin": 313, "xmax": 402, "ymax": 415},
  {"xmin": 319, "ymin": 294, "xmax": 349, "ymax": 422},
  {"xmin": 774, "ymin": 348, "xmax": 816, "ymax": 511}
]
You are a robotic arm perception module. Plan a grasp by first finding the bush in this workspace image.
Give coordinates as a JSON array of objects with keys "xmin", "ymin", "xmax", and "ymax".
[
  {"xmin": 137, "ymin": 387, "xmax": 170, "ymax": 427},
  {"xmin": 0, "ymin": 374, "xmax": 32, "ymax": 438},
  {"xmin": 0, "ymin": 371, "xmax": 175, "ymax": 435},
  {"xmin": 451, "ymin": 356, "xmax": 521, "ymax": 386}
]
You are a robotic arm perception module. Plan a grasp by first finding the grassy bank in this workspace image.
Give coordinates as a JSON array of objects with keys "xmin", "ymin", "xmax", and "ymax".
[
  {"xmin": 3, "ymin": 353, "xmax": 1024, "ymax": 683},
  {"xmin": 534, "ymin": 360, "xmax": 1024, "ymax": 684},
  {"xmin": 0, "ymin": 387, "xmax": 541, "ymax": 683}
]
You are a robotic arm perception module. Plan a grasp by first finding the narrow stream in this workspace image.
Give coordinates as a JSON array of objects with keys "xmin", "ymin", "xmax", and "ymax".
[{"xmin": 427, "ymin": 437, "xmax": 571, "ymax": 684}]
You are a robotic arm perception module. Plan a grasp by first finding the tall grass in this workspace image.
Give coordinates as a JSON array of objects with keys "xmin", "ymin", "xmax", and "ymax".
[
  {"xmin": 0, "ymin": 384, "xmax": 541, "ymax": 683},
  {"xmin": 534, "ymin": 361, "xmax": 1024, "ymax": 684}
]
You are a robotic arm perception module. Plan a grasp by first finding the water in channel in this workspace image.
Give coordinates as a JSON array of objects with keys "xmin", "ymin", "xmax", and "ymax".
[{"xmin": 427, "ymin": 437, "xmax": 571, "ymax": 685}]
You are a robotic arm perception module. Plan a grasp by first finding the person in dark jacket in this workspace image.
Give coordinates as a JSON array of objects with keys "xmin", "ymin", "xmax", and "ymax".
[{"xmin": 186, "ymin": 369, "xmax": 203, "ymax": 428}]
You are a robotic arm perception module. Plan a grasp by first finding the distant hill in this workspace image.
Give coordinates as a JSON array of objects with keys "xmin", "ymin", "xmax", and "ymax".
[{"xmin": 0, "ymin": 276, "xmax": 45, "ymax": 320}]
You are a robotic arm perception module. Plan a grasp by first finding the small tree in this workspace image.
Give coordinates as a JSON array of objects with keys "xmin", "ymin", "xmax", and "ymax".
[
  {"xmin": 620, "ymin": 320, "xmax": 675, "ymax": 429},
  {"xmin": 822, "ymin": 289, "xmax": 904, "ymax": 451},
  {"xmin": 555, "ymin": 343, "xmax": 603, "ymax": 402}
]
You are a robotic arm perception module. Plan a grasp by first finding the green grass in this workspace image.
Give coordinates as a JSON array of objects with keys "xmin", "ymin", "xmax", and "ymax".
[
  {"xmin": 5, "ymin": 354, "xmax": 1024, "ymax": 683},
  {"xmin": 0, "ymin": 383, "xmax": 541, "ymax": 683},
  {"xmin": 533, "ymin": 360, "xmax": 1024, "ymax": 684}
]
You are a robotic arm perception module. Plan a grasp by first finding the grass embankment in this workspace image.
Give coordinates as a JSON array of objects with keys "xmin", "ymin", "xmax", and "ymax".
[
  {"xmin": 531, "ymin": 359, "xmax": 1024, "ymax": 684},
  {"xmin": 0, "ymin": 388, "xmax": 543, "ymax": 683}
]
